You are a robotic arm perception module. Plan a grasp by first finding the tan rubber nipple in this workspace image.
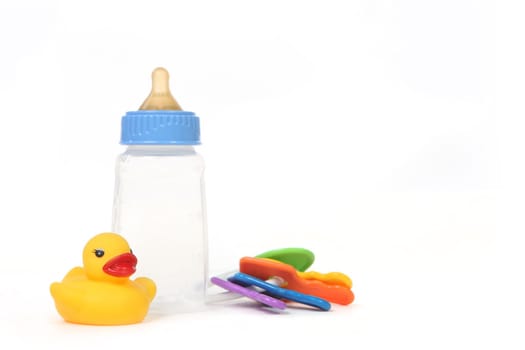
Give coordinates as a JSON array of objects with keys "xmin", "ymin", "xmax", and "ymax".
[{"xmin": 139, "ymin": 67, "xmax": 182, "ymax": 110}]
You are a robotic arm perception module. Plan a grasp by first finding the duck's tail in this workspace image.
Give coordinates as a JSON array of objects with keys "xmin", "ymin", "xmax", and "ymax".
[{"xmin": 134, "ymin": 277, "xmax": 157, "ymax": 301}]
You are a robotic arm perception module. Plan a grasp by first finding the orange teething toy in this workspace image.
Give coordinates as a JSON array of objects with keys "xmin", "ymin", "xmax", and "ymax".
[{"xmin": 240, "ymin": 257, "xmax": 354, "ymax": 305}]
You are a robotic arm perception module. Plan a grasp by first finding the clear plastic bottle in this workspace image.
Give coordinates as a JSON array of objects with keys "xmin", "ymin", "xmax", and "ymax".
[{"xmin": 112, "ymin": 68, "xmax": 207, "ymax": 314}]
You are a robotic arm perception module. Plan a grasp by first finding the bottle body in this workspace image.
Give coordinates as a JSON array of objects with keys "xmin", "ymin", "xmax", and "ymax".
[{"xmin": 112, "ymin": 145, "xmax": 207, "ymax": 312}]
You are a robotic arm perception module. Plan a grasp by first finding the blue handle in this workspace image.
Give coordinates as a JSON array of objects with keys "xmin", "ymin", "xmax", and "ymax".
[{"xmin": 229, "ymin": 272, "xmax": 331, "ymax": 311}]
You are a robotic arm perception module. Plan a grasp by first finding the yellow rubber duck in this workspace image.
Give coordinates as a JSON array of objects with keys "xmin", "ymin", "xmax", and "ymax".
[{"xmin": 50, "ymin": 232, "xmax": 156, "ymax": 325}]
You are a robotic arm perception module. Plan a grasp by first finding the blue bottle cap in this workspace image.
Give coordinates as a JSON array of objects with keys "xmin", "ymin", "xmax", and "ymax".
[
  {"xmin": 120, "ymin": 110, "xmax": 200, "ymax": 145},
  {"xmin": 120, "ymin": 68, "xmax": 201, "ymax": 145}
]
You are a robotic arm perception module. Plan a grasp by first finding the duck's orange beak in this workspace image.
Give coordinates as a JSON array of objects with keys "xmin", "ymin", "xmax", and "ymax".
[{"xmin": 103, "ymin": 253, "xmax": 137, "ymax": 277}]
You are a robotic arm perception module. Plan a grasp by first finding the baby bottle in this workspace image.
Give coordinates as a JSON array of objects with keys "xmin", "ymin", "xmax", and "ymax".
[{"xmin": 112, "ymin": 68, "xmax": 208, "ymax": 313}]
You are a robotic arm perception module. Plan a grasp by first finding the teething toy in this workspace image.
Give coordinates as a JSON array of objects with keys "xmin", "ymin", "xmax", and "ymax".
[
  {"xmin": 255, "ymin": 248, "xmax": 315, "ymax": 272},
  {"xmin": 210, "ymin": 276, "xmax": 286, "ymax": 309},
  {"xmin": 229, "ymin": 273, "xmax": 331, "ymax": 311},
  {"xmin": 240, "ymin": 257, "xmax": 354, "ymax": 305},
  {"xmin": 50, "ymin": 233, "xmax": 156, "ymax": 325},
  {"xmin": 298, "ymin": 271, "xmax": 352, "ymax": 288}
]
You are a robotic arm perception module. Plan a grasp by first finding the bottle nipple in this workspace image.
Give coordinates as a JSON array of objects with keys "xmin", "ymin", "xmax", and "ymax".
[{"xmin": 139, "ymin": 67, "xmax": 182, "ymax": 110}]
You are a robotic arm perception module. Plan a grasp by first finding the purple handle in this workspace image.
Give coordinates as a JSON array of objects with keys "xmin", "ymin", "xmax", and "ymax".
[{"xmin": 210, "ymin": 276, "xmax": 286, "ymax": 310}]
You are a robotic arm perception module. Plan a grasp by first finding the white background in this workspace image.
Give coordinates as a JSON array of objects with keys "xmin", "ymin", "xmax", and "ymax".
[{"xmin": 0, "ymin": 0, "xmax": 523, "ymax": 348}]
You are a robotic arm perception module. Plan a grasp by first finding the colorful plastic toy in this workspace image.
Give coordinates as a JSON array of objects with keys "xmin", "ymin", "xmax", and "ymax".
[
  {"xmin": 298, "ymin": 270, "xmax": 352, "ymax": 288},
  {"xmin": 255, "ymin": 248, "xmax": 315, "ymax": 272},
  {"xmin": 240, "ymin": 257, "xmax": 354, "ymax": 305},
  {"xmin": 50, "ymin": 233, "xmax": 156, "ymax": 325},
  {"xmin": 210, "ymin": 276, "xmax": 286, "ymax": 309},
  {"xmin": 228, "ymin": 273, "xmax": 331, "ymax": 311}
]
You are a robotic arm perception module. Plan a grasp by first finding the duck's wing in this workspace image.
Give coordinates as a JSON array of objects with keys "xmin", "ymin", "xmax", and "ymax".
[{"xmin": 50, "ymin": 280, "xmax": 87, "ymax": 305}]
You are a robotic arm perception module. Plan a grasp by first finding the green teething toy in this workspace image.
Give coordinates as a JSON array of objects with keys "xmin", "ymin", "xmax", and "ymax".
[{"xmin": 255, "ymin": 248, "xmax": 315, "ymax": 272}]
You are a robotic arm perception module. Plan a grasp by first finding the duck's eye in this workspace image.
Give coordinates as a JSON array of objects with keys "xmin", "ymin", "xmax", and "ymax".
[{"xmin": 94, "ymin": 249, "xmax": 105, "ymax": 258}]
